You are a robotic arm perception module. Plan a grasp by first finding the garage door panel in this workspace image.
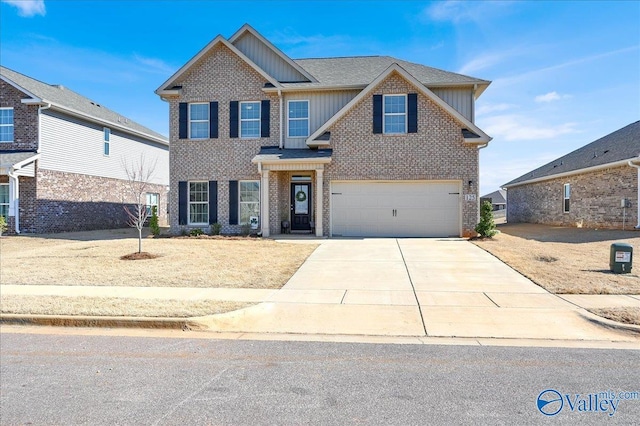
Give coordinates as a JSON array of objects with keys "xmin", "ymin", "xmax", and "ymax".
[{"xmin": 331, "ymin": 181, "xmax": 460, "ymax": 238}]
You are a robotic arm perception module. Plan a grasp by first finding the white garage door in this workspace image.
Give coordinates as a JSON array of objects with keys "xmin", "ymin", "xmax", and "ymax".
[{"xmin": 331, "ymin": 181, "xmax": 461, "ymax": 237}]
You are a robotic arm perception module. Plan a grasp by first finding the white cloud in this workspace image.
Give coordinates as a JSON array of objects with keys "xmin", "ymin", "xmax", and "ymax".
[
  {"xmin": 425, "ymin": 0, "xmax": 515, "ymax": 24},
  {"xmin": 534, "ymin": 91, "xmax": 571, "ymax": 103},
  {"xmin": 2, "ymin": 0, "xmax": 45, "ymax": 17},
  {"xmin": 475, "ymin": 103, "xmax": 516, "ymax": 116},
  {"xmin": 481, "ymin": 114, "xmax": 579, "ymax": 141},
  {"xmin": 132, "ymin": 54, "xmax": 176, "ymax": 75}
]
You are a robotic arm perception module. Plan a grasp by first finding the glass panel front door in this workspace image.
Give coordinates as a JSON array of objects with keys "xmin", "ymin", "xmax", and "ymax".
[{"xmin": 291, "ymin": 183, "xmax": 311, "ymax": 231}]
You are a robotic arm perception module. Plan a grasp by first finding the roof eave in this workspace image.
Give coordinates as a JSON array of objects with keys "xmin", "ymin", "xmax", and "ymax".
[{"xmin": 251, "ymin": 156, "xmax": 332, "ymax": 165}]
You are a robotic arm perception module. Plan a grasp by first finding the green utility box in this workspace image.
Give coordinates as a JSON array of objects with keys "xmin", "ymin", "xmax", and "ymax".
[{"xmin": 610, "ymin": 243, "xmax": 633, "ymax": 274}]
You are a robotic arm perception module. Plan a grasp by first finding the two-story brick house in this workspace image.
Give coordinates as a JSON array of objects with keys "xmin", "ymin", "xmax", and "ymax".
[
  {"xmin": 0, "ymin": 66, "xmax": 169, "ymax": 234},
  {"xmin": 156, "ymin": 24, "xmax": 491, "ymax": 237}
]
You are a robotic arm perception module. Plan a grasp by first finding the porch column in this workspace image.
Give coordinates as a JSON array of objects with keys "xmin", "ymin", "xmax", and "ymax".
[
  {"xmin": 261, "ymin": 170, "xmax": 270, "ymax": 237},
  {"xmin": 315, "ymin": 168, "xmax": 323, "ymax": 237}
]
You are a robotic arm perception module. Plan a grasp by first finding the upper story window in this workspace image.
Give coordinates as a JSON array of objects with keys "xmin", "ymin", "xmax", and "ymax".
[
  {"xmin": 384, "ymin": 95, "xmax": 407, "ymax": 134},
  {"xmin": 287, "ymin": 100, "xmax": 309, "ymax": 138},
  {"xmin": 103, "ymin": 127, "xmax": 110, "ymax": 156},
  {"xmin": 189, "ymin": 103, "xmax": 209, "ymax": 139},
  {"xmin": 240, "ymin": 101, "xmax": 260, "ymax": 138},
  {"xmin": 0, "ymin": 108, "xmax": 14, "ymax": 143},
  {"xmin": 563, "ymin": 183, "xmax": 571, "ymax": 213}
]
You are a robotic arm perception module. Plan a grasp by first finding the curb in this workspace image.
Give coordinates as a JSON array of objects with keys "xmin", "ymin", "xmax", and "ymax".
[
  {"xmin": 577, "ymin": 309, "xmax": 640, "ymax": 336},
  {"xmin": 0, "ymin": 314, "xmax": 207, "ymax": 331}
]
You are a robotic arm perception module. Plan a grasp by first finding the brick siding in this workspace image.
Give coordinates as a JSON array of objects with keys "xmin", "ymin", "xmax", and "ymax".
[
  {"xmin": 0, "ymin": 80, "xmax": 39, "ymax": 151},
  {"xmin": 507, "ymin": 165, "xmax": 638, "ymax": 229}
]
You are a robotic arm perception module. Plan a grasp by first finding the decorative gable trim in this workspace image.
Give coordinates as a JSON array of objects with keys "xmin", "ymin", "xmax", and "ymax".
[
  {"xmin": 229, "ymin": 24, "xmax": 317, "ymax": 83},
  {"xmin": 306, "ymin": 63, "xmax": 491, "ymax": 146},
  {"xmin": 155, "ymin": 35, "xmax": 281, "ymax": 97}
]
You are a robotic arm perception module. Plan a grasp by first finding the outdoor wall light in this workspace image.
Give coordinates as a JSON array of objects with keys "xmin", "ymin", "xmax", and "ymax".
[{"xmin": 468, "ymin": 180, "xmax": 473, "ymax": 187}]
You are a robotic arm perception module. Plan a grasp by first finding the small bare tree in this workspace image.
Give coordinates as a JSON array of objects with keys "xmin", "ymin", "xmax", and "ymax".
[{"xmin": 122, "ymin": 155, "xmax": 157, "ymax": 253}]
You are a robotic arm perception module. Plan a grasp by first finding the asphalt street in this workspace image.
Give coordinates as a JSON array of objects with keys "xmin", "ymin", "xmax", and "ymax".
[{"xmin": 1, "ymin": 330, "xmax": 639, "ymax": 425}]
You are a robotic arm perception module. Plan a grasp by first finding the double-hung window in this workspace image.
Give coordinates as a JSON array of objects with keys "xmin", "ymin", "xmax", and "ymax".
[
  {"xmin": 189, "ymin": 103, "xmax": 209, "ymax": 139},
  {"xmin": 0, "ymin": 183, "xmax": 9, "ymax": 218},
  {"xmin": 189, "ymin": 181, "xmax": 208, "ymax": 225},
  {"xmin": 103, "ymin": 127, "xmax": 110, "ymax": 156},
  {"xmin": 287, "ymin": 100, "xmax": 309, "ymax": 138},
  {"xmin": 146, "ymin": 192, "xmax": 159, "ymax": 216},
  {"xmin": 0, "ymin": 108, "xmax": 14, "ymax": 143},
  {"xmin": 240, "ymin": 101, "xmax": 260, "ymax": 138},
  {"xmin": 563, "ymin": 183, "xmax": 570, "ymax": 213},
  {"xmin": 239, "ymin": 181, "xmax": 260, "ymax": 226},
  {"xmin": 383, "ymin": 95, "xmax": 407, "ymax": 134}
]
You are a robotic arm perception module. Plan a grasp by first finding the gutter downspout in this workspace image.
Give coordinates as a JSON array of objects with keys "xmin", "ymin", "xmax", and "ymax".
[
  {"xmin": 7, "ymin": 170, "xmax": 19, "ymax": 234},
  {"xmin": 628, "ymin": 158, "xmax": 640, "ymax": 229},
  {"xmin": 278, "ymin": 89, "xmax": 284, "ymax": 149}
]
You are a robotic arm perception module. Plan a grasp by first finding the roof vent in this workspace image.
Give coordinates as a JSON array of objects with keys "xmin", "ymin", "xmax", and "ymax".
[
  {"xmin": 603, "ymin": 150, "xmax": 609, "ymax": 154},
  {"xmin": 50, "ymin": 84, "xmax": 64, "ymax": 90}
]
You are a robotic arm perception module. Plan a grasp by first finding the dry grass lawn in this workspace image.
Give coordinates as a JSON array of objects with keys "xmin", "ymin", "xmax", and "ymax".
[
  {"xmin": 473, "ymin": 223, "xmax": 640, "ymax": 325},
  {"xmin": 1, "ymin": 295, "xmax": 250, "ymax": 318},
  {"xmin": 0, "ymin": 228, "xmax": 318, "ymax": 289}
]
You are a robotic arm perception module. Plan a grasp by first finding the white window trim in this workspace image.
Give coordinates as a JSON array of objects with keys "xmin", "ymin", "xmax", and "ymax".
[
  {"xmin": 383, "ymin": 94, "xmax": 407, "ymax": 135},
  {"xmin": 188, "ymin": 181, "xmax": 209, "ymax": 226},
  {"xmin": 239, "ymin": 180, "xmax": 260, "ymax": 226},
  {"xmin": 240, "ymin": 101, "xmax": 261, "ymax": 139},
  {"xmin": 287, "ymin": 100, "xmax": 309, "ymax": 138},
  {"xmin": 103, "ymin": 127, "xmax": 110, "ymax": 156},
  {"xmin": 0, "ymin": 183, "xmax": 9, "ymax": 218},
  {"xmin": 0, "ymin": 107, "xmax": 15, "ymax": 143},
  {"xmin": 188, "ymin": 102, "xmax": 209, "ymax": 140},
  {"xmin": 563, "ymin": 183, "xmax": 570, "ymax": 213},
  {"xmin": 146, "ymin": 192, "xmax": 160, "ymax": 216}
]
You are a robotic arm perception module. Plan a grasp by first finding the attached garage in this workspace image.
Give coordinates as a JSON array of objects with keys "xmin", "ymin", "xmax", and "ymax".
[{"xmin": 330, "ymin": 181, "xmax": 461, "ymax": 237}]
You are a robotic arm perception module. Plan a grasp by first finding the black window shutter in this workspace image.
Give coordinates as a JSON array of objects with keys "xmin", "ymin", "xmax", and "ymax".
[
  {"xmin": 208, "ymin": 181, "xmax": 218, "ymax": 224},
  {"xmin": 372, "ymin": 95, "xmax": 383, "ymax": 134},
  {"xmin": 261, "ymin": 100, "xmax": 270, "ymax": 138},
  {"xmin": 179, "ymin": 103, "xmax": 188, "ymax": 139},
  {"xmin": 178, "ymin": 181, "xmax": 188, "ymax": 225},
  {"xmin": 209, "ymin": 102, "xmax": 218, "ymax": 139},
  {"xmin": 229, "ymin": 180, "xmax": 238, "ymax": 225},
  {"xmin": 408, "ymin": 93, "xmax": 418, "ymax": 133},
  {"xmin": 229, "ymin": 101, "xmax": 239, "ymax": 138}
]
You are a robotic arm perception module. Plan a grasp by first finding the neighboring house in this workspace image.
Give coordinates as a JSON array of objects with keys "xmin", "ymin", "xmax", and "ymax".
[
  {"xmin": 0, "ymin": 66, "xmax": 169, "ymax": 234},
  {"xmin": 503, "ymin": 121, "xmax": 640, "ymax": 229},
  {"xmin": 156, "ymin": 24, "xmax": 492, "ymax": 238},
  {"xmin": 480, "ymin": 189, "xmax": 506, "ymax": 211}
]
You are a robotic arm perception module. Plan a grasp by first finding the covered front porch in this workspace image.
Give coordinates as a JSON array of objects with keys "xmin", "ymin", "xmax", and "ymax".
[
  {"xmin": 252, "ymin": 147, "xmax": 332, "ymax": 237},
  {"xmin": 0, "ymin": 151, "xmax": 40, "ymax": 234}
]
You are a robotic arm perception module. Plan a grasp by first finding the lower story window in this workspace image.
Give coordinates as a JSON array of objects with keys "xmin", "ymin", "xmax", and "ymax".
[
  {"xmin": 239, "ymin": 181, "xmax": 260, "ymax": 226},
  {"xmin": 146, "ymin": 192, "xmax": 159, "ymax": 216},
  {"xmin": 189, "ymin": 181, "xmax": 208, "ymax": 224},
  {"xmin": 0, "ymin": 183, "xmax": 8, "ymax": 218},
  {"xmin": 563, "ymin": 183, "xmax": 570, "ymax": 213}
]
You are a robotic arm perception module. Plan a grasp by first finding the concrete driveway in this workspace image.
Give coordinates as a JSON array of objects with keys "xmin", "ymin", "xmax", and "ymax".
[{"xmin": 200, "ymin": 238, "xmax": 636, "ymax": 342}]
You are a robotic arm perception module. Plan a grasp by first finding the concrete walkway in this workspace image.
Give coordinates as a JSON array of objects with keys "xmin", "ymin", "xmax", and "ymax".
[{"xmin": 1, "ymin": 238, "xmax": 639, "ymax": 342}]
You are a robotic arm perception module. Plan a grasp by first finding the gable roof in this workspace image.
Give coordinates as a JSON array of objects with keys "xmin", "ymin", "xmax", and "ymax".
[
  {"xmin": 291, "ymin": 56, "xmax": 490, "ymax": 96},
  {"xmin": 229, "ymin": 23, "xmax": 316, "ymax": 83},
  {"xmin": 481, "ymin": 189, "xmax": 506, "ymax": 205},
  {"xmin": 503, "ymin": 120, "xmax": 640, "ymax": 188},
  {"xmin": 0, "ymin": 66, "xmax": 167, "ymax": 145},
  {"xmin": 156, "ymin": 34, "xmax": 281, "ymax": 96},
  {"xmin": 306, "ymin": 63, "xmax": 491, "ymax": 146}
]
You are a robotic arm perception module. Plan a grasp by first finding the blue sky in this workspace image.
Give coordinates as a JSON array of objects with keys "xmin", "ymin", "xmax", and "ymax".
[{"xmin": 1, "ymin": 0, "xmax": 638, "ymax": 195}]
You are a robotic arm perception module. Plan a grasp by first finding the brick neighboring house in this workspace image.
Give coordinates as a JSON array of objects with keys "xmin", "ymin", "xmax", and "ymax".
[
  {"xmin": 0, "ymin": 66, "xmax": 169, "ymax": 234},
  {"xmin": 156, "ymin": 24, "xmax": 492, "ymax": 237},
  {"xmin": 503, "ymin": 121, "xmax": 640, "ymax": 229}
]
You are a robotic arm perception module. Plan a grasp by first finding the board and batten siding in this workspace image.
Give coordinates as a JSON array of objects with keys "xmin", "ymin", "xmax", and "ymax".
[
  {"xmin": 430, "ymin": 87, "xmax": 474, "ymax": 122},
  {"xmin": 233, "ymin": 32, "xmax": 308, "ymax": 83},
  {"xmin": 284, "ymin": 90, "xmax": 360, "ymax": 148},
  {"xmin": 39, "ymin": 110, "xmax": 169, "ymax": 185}
]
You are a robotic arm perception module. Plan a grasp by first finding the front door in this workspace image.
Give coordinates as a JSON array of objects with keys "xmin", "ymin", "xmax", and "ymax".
[{"xmin": 291, "ymin": 183, "xmax": 311, "ymax": 231}]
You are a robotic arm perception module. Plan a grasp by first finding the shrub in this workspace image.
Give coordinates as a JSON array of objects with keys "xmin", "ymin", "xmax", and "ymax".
[
  {"xmin": 149, "ymin": 206, "xmax": 160, "ymax": 236},
  {"xmin": 239, "ymin": 224, "xmax": 252, "ymax": 236},
  {"xmin": 210, "ymin": 223, "xmax": 222, "ymax": 236},
  {"xmin": 475, "ymin": 200, "xmax": 497, "ymax": 238},
  {"xmin": 190, "ymin": 228, "xmax": 204, "ymax": 237},
  {"xmin": 0, "ymin": 216, "xmax": 6, "ymax": 236}
]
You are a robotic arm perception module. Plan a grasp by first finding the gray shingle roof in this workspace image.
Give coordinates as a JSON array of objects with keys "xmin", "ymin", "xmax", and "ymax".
[
  {"xmin": 481, "ymin": 189, "xmax": 506, "ymax": 205},
  {"xmin": 253, "ymin": 146, "xmax": 332, "ymax": 162},
  {"xmin": 290, "ymin": 56, "xmax": 489, "ymax": 89},
  {"xmin": 503, "ymin": 121, "xmax": 640, "ymax": 187},
  {"xmin": 1, "ymin": 66, "xmax": 167, "ymax": 144}
]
